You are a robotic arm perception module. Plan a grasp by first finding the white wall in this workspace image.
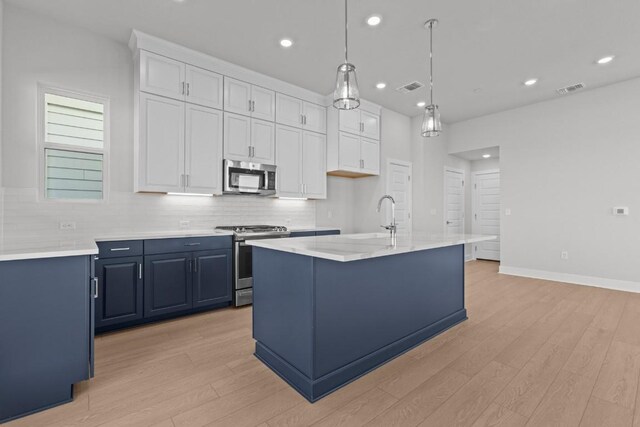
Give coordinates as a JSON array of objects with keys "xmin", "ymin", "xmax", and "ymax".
[
  {"xmin": 471, "ymin": 157, "xmax": 500, "ymax": 172},
  {"xmin": 449, "ymin": 78, "xmax": 640, "ymax": 286},
  {"xmin": 0, "ymin": 0, "xmax": 5, "ymax": 241},
  {"xmin": 1, "ymin": 5, "xmax": 316, "ymax": 245}
]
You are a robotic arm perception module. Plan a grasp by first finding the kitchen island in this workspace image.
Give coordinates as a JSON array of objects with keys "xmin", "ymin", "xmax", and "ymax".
[{"xmin": 248, "ymin": 232, "xmax": 496, "ymax": 402}]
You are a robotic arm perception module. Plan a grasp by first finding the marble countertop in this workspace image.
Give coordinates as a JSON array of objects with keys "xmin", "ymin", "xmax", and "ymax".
[
  {"xmin": 247, "ymin": 232, "xmax": 496, "ymax": 262},
  {"xmin": 288, "ymin": 226, "xmax": 341, "ymax": 233},
  {"xmin": 94, "ymin": 229, "xmax": 234, "ymax": 242}
]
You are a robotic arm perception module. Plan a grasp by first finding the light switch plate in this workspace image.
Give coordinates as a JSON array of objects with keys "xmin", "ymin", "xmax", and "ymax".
[
  {"xmin": 613, "ymin": 207, "xmax": 629, "ymax": 216},
  {"xmin": 505, "ymin": 208, "xmax": 512, "ymax": 216}
]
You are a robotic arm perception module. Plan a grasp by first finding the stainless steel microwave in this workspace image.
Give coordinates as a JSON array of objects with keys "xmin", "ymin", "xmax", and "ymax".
[{"xmin": 223, "ymin": 159, "xmax": 277, "ymax": 196}]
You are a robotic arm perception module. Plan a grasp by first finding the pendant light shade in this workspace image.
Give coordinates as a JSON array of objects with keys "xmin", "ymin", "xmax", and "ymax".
[
  {"xmin": 333, "ymin": 0, "xmax": 360, "ymax": 110},
  {"xmin": 421, "ymin": 18, "xmax": 441, "ymax": 137}
]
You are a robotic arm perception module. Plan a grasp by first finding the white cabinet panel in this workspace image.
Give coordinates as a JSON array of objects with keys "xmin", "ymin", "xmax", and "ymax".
[
  {"xmin": 224, "ymin": 77, "xmax": 252, "ymax": 116},
  {"xmin": 361, "ymin": 110, "xmax": 380, "ymax": 140},
  {"xmin": 339, "ymin": 109, "xmax": 361, "ymax": 135},
  {"xmin": 139, "ymin": 93, "xmax": 185, "ymax": 192},
  {"xmin": 185, "ymin": 105, "xmax": 223, "ymax": 194},
  {"xmin": 304, "ymin": 102, "xmax": 326, "ymax": 134},
  {"xmin": 275, "ymin": 125, "xmax": 303, "ymax": 198},
  {"xmin": 251, "ymin": 119, "xmax": 275, "ymax": 164},
  {"xmin": 140, "ymin": 51, "xmax": 185, "ymax": 101},
  {"xmin": 302, "ymin": 131, "xmax": 326, "ymax": 199},
  {"xmin": 361, "ymin": 137, "xmax": 380, "ymax": 175},
  {"xmin": 223, "ymin": 112, "xmax": 251, "ymax": 161},
  {"xmin": 276, "ymin": 93, "xmax": 303, "ymax": 128},
  {"xmin": 185, "ymin": 65, "xmax": 223, "ymax": 109},
  {"xmin": 251, "ymin": 86, "xmax": 276, "ymax": 121},
  {"xmin": 338, "ymin": 132, "xmax": 361, "ymax": 171}
]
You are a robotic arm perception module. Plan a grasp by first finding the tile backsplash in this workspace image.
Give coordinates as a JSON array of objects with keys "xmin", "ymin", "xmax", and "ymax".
[{"xmin": 1, "ymin": 187, "xmax": 316, "ymax": 245}]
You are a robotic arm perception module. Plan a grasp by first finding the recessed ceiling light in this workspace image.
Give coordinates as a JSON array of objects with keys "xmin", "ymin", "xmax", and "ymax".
[
  {"xmin": 375, "ymin": 82, "xmax": 386, "ymax": 89},
  {"xmin": 596, "ymin": 55, "xmax": 615, "ymax": 65},
  {"xmin": 417, "ymin": 101, "xmax": 426, "ymax": 107},
  {"xmin": 279, "ymin": 38, "xmax": 293, "ymax": 48},
  {"xmin": 524, "ymin": 78, "xmax": 538, "ymax": 86},
  {"xmin": 367, "ymin": 15, "xmax": 382, "ymax": 26},
  {"xmin": 482, "ymin": 154, "xmax": 491, "ymax": 159}
]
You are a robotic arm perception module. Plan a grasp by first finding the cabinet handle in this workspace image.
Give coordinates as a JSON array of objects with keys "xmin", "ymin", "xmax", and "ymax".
[
  {"xmin": 92, "ymin": 277, "xmax": 98, "ymax": 299},
  {"xmin": 248, "ymin": 100, "xmax": 252, "ymax": 112},
  {"xmin": 184, "ymin": 242, "xmax": 201, "ymax": 246},
  {"xmin": 138, "ymin": 263, "xmax": 143, "ymax": 280},
  {"xmin": 186, "ymin": 83, "xmax": 190, "ymax": 96},
  {"xmin": 252, "ymin": 100, "xmax": 256, "ymax": 112},
  {"xmin": 304, "ymin": 115, "xmax": 307, "ymax": 125},
  {"xmin": 188, "ymin": 259, "xmax": 192, "ymax": 272},
  {"xmin": 300, "ymin": 114, "xmax": 304, "ymax": 125},
  {"xmin": 194, "ymin": 259, "xmax": 198, "ymax": 272},
  {"xmin": 186, "ymin": 174, "xmax": 190, "ymax": 188},
  {"xmin": 182, "ymin": 82, "xmax": 185, "ymax": 95},
  {"xmin": 110, "ymin": 247, "xmax": 130, "ymax": 252}
]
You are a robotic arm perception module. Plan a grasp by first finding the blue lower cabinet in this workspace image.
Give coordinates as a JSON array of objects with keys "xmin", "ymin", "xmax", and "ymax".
[
  {"xmin": 144, "ymin": 252, "xmax": 193, "ymax": 318},
  {"xmin": 315, "ymin": 230, "xmax": 340, "ymax": 236},
  {"xmin": 290, "ymin": 230, "xmax": 340, "ymax": 238},
  {"xmin": 95, "ymin": 256, "xmax": 143, "ymax": 329},
  {"xmin": 193, "ymin": 249, "xmax": 232, "ymax": 308}
]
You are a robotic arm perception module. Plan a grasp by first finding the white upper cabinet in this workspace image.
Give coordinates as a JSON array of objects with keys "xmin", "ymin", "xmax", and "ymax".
[
  {"xmin": 302, "ymin": 131, "xmax": 327, "ymax": 198},
  {"xmin": 250, "ymin": 119, "xmax": 275, "ymax": 164},
  {"xmin": 361, "ymin": 110, "xmax": 380, "ymax": 140},
  {"xmin": 360, "ymin": 137, "xmax": 380, "ymax": 175},
  {"xmin": 303, "ymin": 102, "xmax": 326, "ymax": 134},
  {"xmin": 223, "ymin": 112, "xmax": 275, "ymax": 164},
  {"xmin": 339, "ymin": 109, "xmax": 362, "ymax": 135},
  {"xmin": 185, "ymin": 65, "xmax": 223, "ymax": 109},
  {"xmin": 276, "ymin": 93, "xmax": 304, "ymax": 128},
  {"xmin": 337, "ymin": 132, "xmax": 361, "ymax": 172},
  {"xmin": 338, "ymin": 108, "xmax": 379, "ymax": 140},
  {"xmin": 140, "ymin": 51, "xmax": 186, "ymax": 101},
  {"xmin": 224, "ymin": 77, "xmax": 275, "ymax": 121},
  {"xmin": 276, "ymin": 125, "xmax": 303, "ymax": 198},
  {"xmin": 185, "ymin": 105, "xmax": 223, "ymax": 194},
  {"xmin": 138, "ymin": 92, "xmax": 185, "ymax": 192}
]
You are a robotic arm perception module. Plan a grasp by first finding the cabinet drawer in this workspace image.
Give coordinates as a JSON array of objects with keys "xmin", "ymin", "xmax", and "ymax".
[
  {"xmin": 144, "ymin": 236, "xmax": 232, "ymax": 255},
  {"xmin": 97, "ymin": 240, "xmax": 144, "ymax": 259}
]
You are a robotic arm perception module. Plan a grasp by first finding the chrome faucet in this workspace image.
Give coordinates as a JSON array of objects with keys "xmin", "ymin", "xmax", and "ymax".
[{"xmin": 377, "ymin": 195, "xmax": 397, "ymax": 240}]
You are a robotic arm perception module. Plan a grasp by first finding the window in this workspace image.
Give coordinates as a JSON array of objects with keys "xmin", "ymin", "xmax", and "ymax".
[{"xmin": 39, "ymin": 87, "xmax": 109, "ymax": 200}]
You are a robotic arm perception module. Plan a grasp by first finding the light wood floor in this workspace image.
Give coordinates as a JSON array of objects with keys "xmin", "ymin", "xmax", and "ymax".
[{"xmin": 8, "ymin": 261, "xmax": 640, "ymax": 427}]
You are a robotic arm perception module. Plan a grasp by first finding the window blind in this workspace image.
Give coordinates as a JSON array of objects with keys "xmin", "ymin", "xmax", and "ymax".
[
  {"xmin": 45, "ymin": 149, "xmax": 103, "ymax": 199},
  {"xmin": 45, "ymin": 93, "xmax": 104, "ymax": 149}
]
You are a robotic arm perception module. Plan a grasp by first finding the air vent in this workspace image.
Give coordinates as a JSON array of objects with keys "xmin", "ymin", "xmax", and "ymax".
[
  {"xmin": 556, "ymin": 83, "xmax": 585, "ymax": 95},
  {"xmin": 396, "ymin": 81, "xmax": 424, "ymax": 94}
]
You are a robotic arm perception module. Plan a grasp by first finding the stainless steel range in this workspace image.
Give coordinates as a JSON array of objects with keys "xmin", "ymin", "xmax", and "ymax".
[{"xmin": 215, "ymin": 225, "xmax": 290, "ymax": 306}]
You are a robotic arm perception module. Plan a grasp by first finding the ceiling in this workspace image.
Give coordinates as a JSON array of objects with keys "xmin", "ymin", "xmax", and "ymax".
[
  {"xmin": 7, "ymin": 0, "xmax": 640, "ymax": 122},
  {"xmin": 452, "ymin": 146, "xmax": 500, "ymax": 161}
]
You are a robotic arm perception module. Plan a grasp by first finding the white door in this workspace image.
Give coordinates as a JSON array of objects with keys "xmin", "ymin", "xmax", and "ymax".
[
  {"xmin": 361, "ymin": 110, "xmax": 380, "ymax": 140},
  {"xmin": 302, "ymin": 131, "xmax": 327, "ymax": 199},
  {"xmin": 360, "ymin": 138, "xmax": 380, "ymax": 174},
  {"xmin": 223, "ymin": 77, "xmax": 252, "ymax": 116},
  {"xmin": 444, "ymin": 168, "xmax": 465, "ymax": 235},
  {"xmin": 139, "ymin": 51, "xmax": 185, "ymax": 101},
  {"xmin": 185, "ymin": 65, "xmax": 223, "ymax": 110},
  {"xmin": 250, "ymin": 118, "xmax": 275, "ymax": 164},
  {"xmin": 338, "ymin": 132, "xmax": 361, "ymax": 171},
  {"xmin": 185, "ymin": 105, "xmax": 223, "ymax": 194},
  {"xmin": 473, "ymin": 170, "xmax": 501, "ymax": 261},
  {"xmin": 138, "ymin": 92, "xmax": 185, "ymax": 192},
  {"xmin": 386, "ymin": 160, "xmax": 412, "ymax": 233},
  {"xmin": 276, "ymin": 93, "xmax": 303, "ymax": 128},
  {"xmin": 223, "ymin": 112, "xmax": 251, "ymax": 161},
  {"xmin": 275, "ymin": 125, "xmax": 303, "ymax": 197},
  {"xmin": 339, "ymin": 109, "xmax": 361, "ymax": 135},
  {"xmin": 251, "ymin": 86, "xmax": 276, "ymax": 121},
  {"xmin": 303, "ymin": 102, "xmax": 327, "ymax": 134}
]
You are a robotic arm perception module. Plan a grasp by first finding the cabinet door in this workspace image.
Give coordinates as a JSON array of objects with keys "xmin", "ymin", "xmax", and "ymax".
[
  {"xmin": 251, "ymin": 86, "xmax": 276, "ymax": 121},
  {"xmin": 302, "ymin": 131, "xmax": 327, "ymax": 199},
  {"xmin": 223, "ymin": 112, "xmax": 252, "ymax": 161},
  {"xmin": 339, "ymin": 109, "xmax": 361, "ymax": 135},
  {"xmin": 138, "ymin": 92, "xmax": 185, "ymax": 192},
  {"xmin": 185, "ymin": 105, "xmax": 223, "ymax": 194},
  {"xmin": 139, "ymin": 51, "xmax": 185, "ymax": 101},
  {"xmin": 185, "ymin": 65, "xmax": 223, "ymax": 109},
  {"xmin": 361, "ymin": 137, "xmax": 380, "ymax": 175},
  {"xmin": 303, "ymin": 102, "xmax": 327, "ymax": 134},
  {"xmin": 193, "ymin": 249, "xmax": 232, "ymax": 308},
  {"xmin": 223, "ymin": 77, "xmax": 252, "ymax": 116},
  {"xmin": 251, "ymin": 119, "xmax": 275, "ymax": 164},
  {"xmin": 275, "ymin": 125, "xmax": 303, "ymax": 197},
  {"xmin": 338, "ymin": 131, "xmax": 361, "ymax": 171},
  {"xmin": 361, "ymin": 110, "xmax": 380, "ymax": 140},
  {"xmin": 144, "ymin": 253, "xmax": 193, "ymax": 318},
  {"xmin": 276, "ymin": 93, "xmax": 303, "ymax": 128},
  {"xmin": 95, "ymin": 257, "xmax": 143, "ymax": 329}
]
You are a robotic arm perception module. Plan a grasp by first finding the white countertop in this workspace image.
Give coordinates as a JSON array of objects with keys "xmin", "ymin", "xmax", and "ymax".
[
  {"xmin": 94, "ymin": 229, "xmax": 233, "ymax": 242},
  {"xmin": 247, "ymin": 232, "xmax": 497, "ymax": 262},
  {"xmin": 288, "ymin": 226, "xmax": 341, "ymax": 233}
]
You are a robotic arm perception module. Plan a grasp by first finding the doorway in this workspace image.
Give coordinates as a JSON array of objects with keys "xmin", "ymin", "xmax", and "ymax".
[
  {"xmin": 386, "ymin": 159, "xmax": 412, "ymax": 233},
  {"xmin": 472, "ymin": 169, "xmax": 501, "ymax": 261},
  {"xmin": 444, "ymin": 167, "xmax": 465, "ymax": 235}
]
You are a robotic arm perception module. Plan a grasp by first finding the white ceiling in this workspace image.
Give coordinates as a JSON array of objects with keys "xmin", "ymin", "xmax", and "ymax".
[
  {"xmin": 7, "ymin": 0, "xmax": 640, "ymax": 122},
  {"xmin": 452, "ymin": 146, "xmax": 500, "ymax": 161}
]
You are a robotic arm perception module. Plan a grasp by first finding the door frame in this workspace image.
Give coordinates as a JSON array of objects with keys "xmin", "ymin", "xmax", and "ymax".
[
  {"xmin": 472, "ymin": 168, "xmax": 500, "ymax": 261},
  {"xmin": 386, "ymin": 159, "xmax": 413, "ymax": 233},
  {"xmin": 443, "ymin": 166, "xmax": 466, "ymax": 234}
]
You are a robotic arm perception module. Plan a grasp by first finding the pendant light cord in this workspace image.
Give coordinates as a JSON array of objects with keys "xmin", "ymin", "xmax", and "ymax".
[
  {"xmin": 344, "ymin": 0, "xmax": 348, "ymax": 63},
  {"xmin": 429, "ymin": 21, "xmax": 434, "ymax": 105}
]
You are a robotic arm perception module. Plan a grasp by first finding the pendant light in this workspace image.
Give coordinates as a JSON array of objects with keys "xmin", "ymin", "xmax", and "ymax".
[
  {"xmin": 333, "ymin": 0, "xmax": 360, "ymax": 109},
  {"xmin": 421, "ymin": 19, "xmax": 442, "ymax": 137}
]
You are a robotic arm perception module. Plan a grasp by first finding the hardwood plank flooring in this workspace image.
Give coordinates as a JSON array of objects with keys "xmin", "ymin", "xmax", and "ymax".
[{"xmin": 7, "ymin": 260, "xmax": 640, "ymax": 427}]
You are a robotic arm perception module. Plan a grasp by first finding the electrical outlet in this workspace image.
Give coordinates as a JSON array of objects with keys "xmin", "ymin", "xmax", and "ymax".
[
  {"xmin": 561, "ymin": 251, "xmax": 569, "ymax": 260},
  {"xmin": 179, "ymin": 220, "xmax": 190, "ymax": 229},
  {"xmin": 327, "ymin": 210, "xmax": 333, "ymax": 219},
  {"xmin": 59, "ymin": 221, "xmax": 76, "ymax": 230},
  {"xmin": 505, "ymin": 208, "xmax": 512, "ymax": 216}
]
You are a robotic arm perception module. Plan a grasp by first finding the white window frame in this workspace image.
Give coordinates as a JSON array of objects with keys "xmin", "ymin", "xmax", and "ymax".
[{"xmin": 37, "ymin": 83, "xmax": 110, "ymax": 203}]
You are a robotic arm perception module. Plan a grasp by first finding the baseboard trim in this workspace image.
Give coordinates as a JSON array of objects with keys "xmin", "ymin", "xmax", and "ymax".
[{"xmin": 499, "ymin": 265, "xmax": 640, "ymax": 294}]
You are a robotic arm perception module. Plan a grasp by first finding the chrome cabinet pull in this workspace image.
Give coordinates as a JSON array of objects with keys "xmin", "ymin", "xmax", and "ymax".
[
  {"xmin": 110, "ymin": 247, "xmax": 130, "ymax": 252},
  {"xmin": 194, "ymin": 259, "xmax": 198, "ymax": 272},
  {"xmin": 92, "ymin": 277, "xmax": 98, "ymax": 299},
  {"xmin": 184, "ymin": 242, "xmax": 201, "ymax": 246},
  {"xmin": 182, "ymin": 82, "xmax": 185, "ymax": 95},
  {"xmin": 186, "ymin": 83, "xmax": 190, "ymax": 96},
  {"xmin": 300, "ymin": 114, "xmax": 304, "ymax": 124},
  {"xmin": 252, "ymin": 100, "xmax": 256, "ymax": 112},
  {"xmin": 248, "ymin": 99, "xmax": 252, "ymax": 111},
  {"xmin": 138, "ymin": 263, "xmax": 143, "ymax": 280}
]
